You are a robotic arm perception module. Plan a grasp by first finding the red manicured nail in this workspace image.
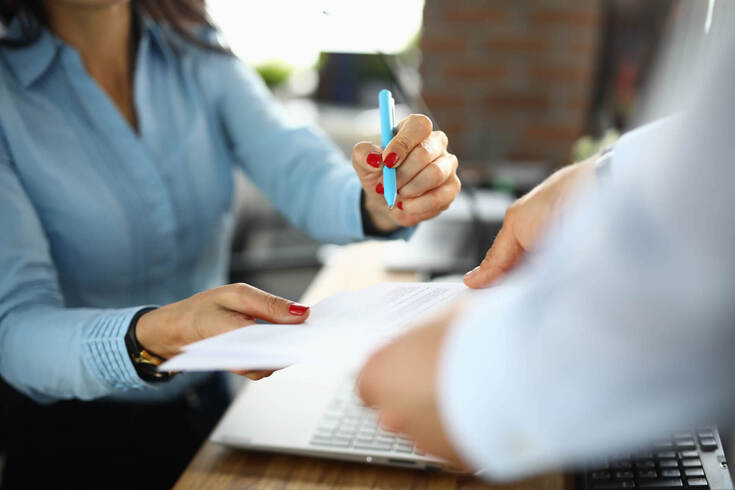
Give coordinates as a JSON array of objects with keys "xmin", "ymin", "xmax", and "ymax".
[
  {"xmin": 366, "ymin": 152, "xmax": 382, "ymax": 168},
  {"xmin": 384, "ymin": 152, "xmax": 399, "ymax": 168},
  {"xmin": 397, "ymin": 201, "xmax": 403, "ymax": 210},
  {"xmin": 288, "ymin": 303, "xmax": 309, "ymax": 316},
  {"xmin": 376, "ymin": 182, "xmax": 384, "ymax": 194}
]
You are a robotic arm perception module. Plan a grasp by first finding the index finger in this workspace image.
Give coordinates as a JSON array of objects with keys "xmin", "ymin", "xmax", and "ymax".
[
  {"xmin": 382, "ymin": 114, "xmax": 433, "ymax": 169},
  {"xmin": 212, "ymin": 283, "xmax": 310, "ymax": 324},
  {"xmin": 463, "ymin": 224, "xmax": 524, "ymax": 288}
]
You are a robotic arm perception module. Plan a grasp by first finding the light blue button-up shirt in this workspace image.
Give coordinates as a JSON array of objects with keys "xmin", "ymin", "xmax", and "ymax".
[{"xmin": 0, "ymin": 19, "xmax": 373, "ymax": 403}]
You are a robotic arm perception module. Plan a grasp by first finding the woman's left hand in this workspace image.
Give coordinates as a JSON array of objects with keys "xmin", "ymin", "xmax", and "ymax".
[{"xmin": 352, "ymin": 114, "xmax": 461, "ymax": 233}]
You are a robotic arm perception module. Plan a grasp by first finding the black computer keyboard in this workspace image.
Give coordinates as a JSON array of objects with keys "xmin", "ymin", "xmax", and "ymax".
[{"xmin": 577, "ymin": 427, "xmax": 733, "ymax": 489}]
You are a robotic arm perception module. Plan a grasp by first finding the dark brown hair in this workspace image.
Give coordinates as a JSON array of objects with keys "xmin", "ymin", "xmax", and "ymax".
[{"xmin": 0, "ymin": 0, "xmax": 227, "ymax": 52}]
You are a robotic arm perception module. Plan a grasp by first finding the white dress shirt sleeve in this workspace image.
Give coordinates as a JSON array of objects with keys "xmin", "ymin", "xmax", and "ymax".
[{"xmin": 437, "ymin": 28, "xmax": 735, "ymax": 480}]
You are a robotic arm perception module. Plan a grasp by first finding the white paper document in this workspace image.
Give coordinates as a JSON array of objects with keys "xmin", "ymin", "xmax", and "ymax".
[{"xmin": 160, "ymin": 282, "xmax": 467, "ymax": 372}]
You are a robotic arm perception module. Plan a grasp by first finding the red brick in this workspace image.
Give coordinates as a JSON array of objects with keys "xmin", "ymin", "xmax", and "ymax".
[
  {"xmin": 529, "ymin": 9, "xmax": 599, "ymax": 26},
  {"xmin": 487, "ymin": 37, "xmax": 550, "ymax": 53},
  {"xmin": 506, "ymin": 148, "xmax": 548, "ymax": 162},
  {"xmin": 444, "ymin": 8, "xmax": 507, "ymax": 23},
  {"xmin": 529, "ymin": 66, "xmax": 591, "ymax": 82},
  {"xmin": 434, "ymin": 120, "xmax": 463, "ymax": 152},
  {"xmin": 421, "ymin": 37, "xmax": 468, "ymax": 54},
  {"xmin": 569, "ymin": 40, "xmax": 598, "ymax": 56},
  {"xmin": 525, "ymin": 125, "xmax": 583, "ymax": 142},
  {"xmin": 443, "ymin": 64, "xmax": 508, "ymax": 81},
  {"xmin": 486, "ymin": 93, "xmax": 549, "ymax": 110},
  {"xmin": 566, "ymin": 98, "xmax": 591, "ymax": 111},
  {"xmin": 423, "ymin": 93, "xmax": 466, "ymax": 108},
  {"xmin": 438, "ymin": 120, "xmax": 463, "ymax": 139}
]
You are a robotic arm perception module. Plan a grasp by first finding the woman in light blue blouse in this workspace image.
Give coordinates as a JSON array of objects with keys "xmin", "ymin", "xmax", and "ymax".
[{"xmin": 0, "ymin": 0, "xmax": 460, "ymax": 487}]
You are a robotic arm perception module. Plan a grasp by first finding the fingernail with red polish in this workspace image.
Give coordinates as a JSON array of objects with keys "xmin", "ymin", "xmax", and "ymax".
[
  {"xmin": 366, "ymin": 152, "xmax": 382, "ymax": 168},
  {"xmin": 384, "ymin": 152, "xmax": 399, "ymax": 168},
  {"xmin": 288, "ymin": 303, "xmax": 309, "ymax": 316},
  {"xmin": 376, "ymin": 182, "xmax": 384, "ymax": 194},
  {"xmin": 397, "ymin": 201, "xmax": 403, "ymax": 210}
]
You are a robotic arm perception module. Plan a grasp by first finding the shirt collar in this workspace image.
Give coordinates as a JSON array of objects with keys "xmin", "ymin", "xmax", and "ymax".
[
  {"xmin": 1, "ymin": 11, "xmax": 173, "ymax": 89},
  {"xmin": 1, "ymin": 19, "xmax": 62, "ymax": 88},
  {"xmin": 138, "ymin": 9, "xmax": 176, "ymax": 65}
]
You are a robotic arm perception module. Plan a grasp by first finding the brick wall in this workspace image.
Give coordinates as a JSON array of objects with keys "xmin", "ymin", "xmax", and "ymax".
[{"xmin": 421, "ymin": 0, "xmax": 601, "ymax": 167}]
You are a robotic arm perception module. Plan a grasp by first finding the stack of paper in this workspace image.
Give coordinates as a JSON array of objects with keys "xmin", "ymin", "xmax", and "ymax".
[{"xmin": 160, "ymin": 282, "xmax": 467, "ymax": 372}]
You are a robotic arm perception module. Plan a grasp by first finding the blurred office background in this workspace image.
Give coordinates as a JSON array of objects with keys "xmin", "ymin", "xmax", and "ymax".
[{"xmin": 208, "ymin": 0, "xmax": 682, "ymax": 301}]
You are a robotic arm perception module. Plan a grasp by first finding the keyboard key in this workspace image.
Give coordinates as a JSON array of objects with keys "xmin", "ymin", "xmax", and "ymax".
[
  {"xmin": 635, "ymin": 452, "xmax": 654, "ymax": 460},
  {"xmin": 593, "ymin": 480, "xmax": 635, "ymax": 489},
  {"xmin": 699, "ymin": 438, "xmax": 717, "ymax": 451},
  {"xmin": 684, "ymin": 468, "xmax": 705, "ymax": 477},
  {"xmin": 394, "ymin": 445, "xmax": 414, "ymax": 454},
  {"xmin": 638, "ymin": 478, "xmax": 683, "ymax": 488},
  {"xmin": 654, "ymin": 441, "xmax": 674, "ymax": 449},
  {"xmin": 687, "ymin": 477, "xmax": 709, "ymax": 487},
  {"xmin": 673, "ymin": 432, "xmax": 694, "ymax": 440},
  {"xmin": 354, "ymin": 441, "xmax": 391, "ymax": 451},
  {"xmin": 311, "ymin": 438, "xmax": 351, "ymax": 448},
  {"xmin": 678, "ymin": 450, "xmax": 698, "ymax": 459},
  {"xmin": 637, "ymin": 470, "xmax": 657, "ymax": 479},
  {"xmin": 659, "ymin": 459, "xmax": 678, "ymax": 468},
  {"xmin": 697, "ymin": 430, "xmax": 714, "ymax": 439},
  {"xmin": 611, "ymin": 461, "xmax": 633, "ymax": 470},
  {"xmin": 674, "ymin": 439, "xmax": 696, "ymax": 449},
  {"xmin": 661, "ymin": 469, "xmax": 681, "ymax": 478},
  {"xmin": 657, "ymin": 451, "xmax": 676, "ymax": 459},
  {"xmin": 614, "ymin": 471, "xmax": 634, "ymax": 479},
  {"xmin": 591, "ymin": 471, "xmax": 611, "ymax": 480},
  {"xmin": 636, "ymin": 460, "xmax": 656, "ymax": 469},
  {"xmin": 681, "ymin": 458, "xmax": 702, "ymax": 468},
  {"xmin": 317, "ymin": 421, "xmax": 339, "ymax": 431}
]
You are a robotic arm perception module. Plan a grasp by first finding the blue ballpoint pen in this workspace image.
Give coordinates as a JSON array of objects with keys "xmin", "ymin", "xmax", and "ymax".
[{"xmin": 379, "ymin": 89, "xmax": 397, "ymax": 209}]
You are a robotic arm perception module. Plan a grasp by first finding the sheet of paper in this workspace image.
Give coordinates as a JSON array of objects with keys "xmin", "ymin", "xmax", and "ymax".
[{"xmin": 160, "ymin": 282, "xmax": 467, "ymax": 372}]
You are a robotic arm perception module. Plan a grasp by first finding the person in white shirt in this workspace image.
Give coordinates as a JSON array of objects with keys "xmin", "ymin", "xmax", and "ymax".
[{"xmin": 357, "ymin": 5, "xmax": 735, "ymax": 480}]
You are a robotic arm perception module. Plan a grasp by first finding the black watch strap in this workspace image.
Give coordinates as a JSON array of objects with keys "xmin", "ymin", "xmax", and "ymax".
[{"xmin": 124, "ymin": 307, "xmax": 175, "ymax": 383}]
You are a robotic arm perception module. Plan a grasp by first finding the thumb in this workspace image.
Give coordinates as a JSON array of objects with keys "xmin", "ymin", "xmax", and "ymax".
[
  {"xmin": 216, "ymin": 283, "xmax": 310, "ymax": 324},
  {"xmin": 352, "ymin": 141, "xmax": 384, "ymax": 181},
  {"xmin": 464, "ymin": 224, "xmax": 524, "ymax": 289}
]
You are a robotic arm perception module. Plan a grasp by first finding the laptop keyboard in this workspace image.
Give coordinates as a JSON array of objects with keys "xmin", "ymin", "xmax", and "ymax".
[
  {"xmin": 309, "ymin": 382, "xmax": 732, "ymax": 488},
  {"xmin": 580, "ymin": 428, "xmax": 732, "ymax": 489},
  {"xmin": 309, "ymin": 381, "xmax": 424, "ymax": 455}
]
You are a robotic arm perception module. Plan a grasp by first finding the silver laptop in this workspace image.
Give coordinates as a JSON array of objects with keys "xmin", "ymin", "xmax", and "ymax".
[{"xmin": 210, "ymin": 363, "xmax": 448, "ymax": 470}]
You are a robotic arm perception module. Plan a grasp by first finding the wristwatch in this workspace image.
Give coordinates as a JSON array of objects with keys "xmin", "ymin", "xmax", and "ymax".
[{"xmin": 124, "ymin": 307, "xmax": 176, "ymax": 383}]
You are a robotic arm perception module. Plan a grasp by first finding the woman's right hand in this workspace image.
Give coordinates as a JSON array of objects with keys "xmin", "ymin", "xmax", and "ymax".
[{"xmin": 135, "ymin": 283, "xmax": 310, "ymax": 378}]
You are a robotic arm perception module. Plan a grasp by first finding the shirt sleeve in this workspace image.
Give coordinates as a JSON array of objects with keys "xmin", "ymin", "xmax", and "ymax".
[
  {"xmin": 0, "ymin": 137, "xmax": 154, "ymax": 403},
  {"xmin": 204, "ymin": 54, "xmax": 412, "ymax": 244},
  {"xmin": 437, "ymin": 33, "xmax": 735, "ymax": 479}
]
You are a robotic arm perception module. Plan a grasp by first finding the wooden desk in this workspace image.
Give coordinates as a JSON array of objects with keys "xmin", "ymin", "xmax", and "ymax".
[{"xmin": 175, "ymin": 242, "xmax": 572, "ymax": 490}]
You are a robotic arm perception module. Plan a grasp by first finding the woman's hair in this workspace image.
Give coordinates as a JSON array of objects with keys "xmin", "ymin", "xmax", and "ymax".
[{"xmin": 0, "ymin": 0, "xmax": 227, "ymax": 51}]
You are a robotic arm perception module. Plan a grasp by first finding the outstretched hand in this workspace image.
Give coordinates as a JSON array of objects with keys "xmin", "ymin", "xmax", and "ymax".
[{"xmin": 464, "ymin": 156, "xmax": 598, "ymax": 288}]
